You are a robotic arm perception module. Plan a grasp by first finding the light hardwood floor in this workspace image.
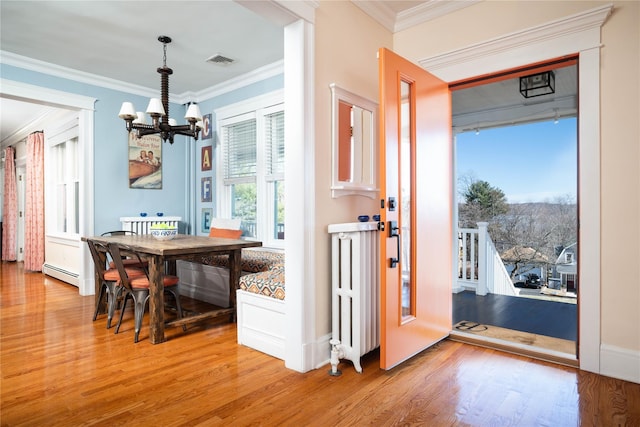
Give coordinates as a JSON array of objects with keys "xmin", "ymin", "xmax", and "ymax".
[{"xmin": 2, "ymin": 261, "xmax": 639, "ymax": 426}]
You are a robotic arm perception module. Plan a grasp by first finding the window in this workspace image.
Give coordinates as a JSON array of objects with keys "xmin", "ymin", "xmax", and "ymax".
[
  {"xmin": 265, "ymin": 110, "xmax": 285, "ymax": 241},
  {"xmin": 47, "ymin": 117, "xmax": 79, "ymax": 237},
  {"xmin": 217, "ymin": 92, "xmax": 284, "ymax": 248},
  {"xmin": 565, "ymin": 252, "xmax": 573, "ymax": 263}
]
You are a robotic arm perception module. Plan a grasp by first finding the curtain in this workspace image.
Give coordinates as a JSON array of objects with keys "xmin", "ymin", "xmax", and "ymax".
[
  {"xmin": 2, "ymin": 146, "xmax": 17, "ymax": 261},
  {"xmin": 24, "ymin": 131, "xmax": 45, "ymax": 271}
]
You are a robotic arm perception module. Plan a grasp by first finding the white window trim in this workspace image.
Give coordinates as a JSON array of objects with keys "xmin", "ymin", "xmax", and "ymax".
[
  {"xmin": 45, "ymin": 115, "xmax": 81, "ymax": 240},
  {"xmin": 215, "ymin": 90, "xmax": 285, "ymax": 249}
]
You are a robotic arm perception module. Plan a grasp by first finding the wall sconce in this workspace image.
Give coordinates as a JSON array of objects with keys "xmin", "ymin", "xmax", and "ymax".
[{"xmin": 519, "ymin": 71, "xmax": 555, "ymax": 98}]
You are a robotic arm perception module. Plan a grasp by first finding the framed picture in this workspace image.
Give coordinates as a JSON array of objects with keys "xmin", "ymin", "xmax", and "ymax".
[
  {"xmin": 201, "ymin": 113, "xmax": 212, "ymax": 140},
  {"xmin": 201, "ymin": 146, "xmax": 212, "ymax": 171},
  {"xmin": 201, "ymin": 208, "xmax": 213, "ymax": 233},
  {"xmin": 201, "ymin": 177, "xmax": 212, "ymax": 202},
  {"xmin": 129, "ymin": 133, "xmax": 162, "ymax": 189}
]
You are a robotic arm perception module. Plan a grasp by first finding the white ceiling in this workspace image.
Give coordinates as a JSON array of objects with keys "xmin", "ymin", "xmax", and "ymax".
[{"xmin": 0, "ymin": 0, "xmax": 575, "ymax": 146}]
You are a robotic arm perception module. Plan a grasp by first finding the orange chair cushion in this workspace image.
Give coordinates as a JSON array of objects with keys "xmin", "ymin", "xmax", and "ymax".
[
  {"xmin": 129, "ymin": 275, "xmax": 180, "ymax": 289},
  {"xmin": 209, "ymin": 227, "xmax": 242, "ymax": 239},
  {"xmin": 103, "ymin": 268, "xmax": 146, "ymax": 281}
]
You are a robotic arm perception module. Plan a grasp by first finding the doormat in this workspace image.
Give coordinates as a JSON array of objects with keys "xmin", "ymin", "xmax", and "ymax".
[{"xmin": 453, "ymin": 321, "xmax": 576, "ymax": 356}]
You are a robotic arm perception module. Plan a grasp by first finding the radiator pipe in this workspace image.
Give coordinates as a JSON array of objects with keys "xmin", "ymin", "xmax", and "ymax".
[{"xmin": 328, "ymin": 339, "xmax": 343, "ymax": 376}]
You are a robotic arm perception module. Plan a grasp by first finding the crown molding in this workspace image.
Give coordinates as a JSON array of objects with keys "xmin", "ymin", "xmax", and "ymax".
[
  {"xmin": 352, "ymin": 0, "xmax": 480, "ymax": 33},
  {"xmin": 0, "ymin": 50, "xmax": 158, "ymax": 99},
  {"xmin": 419, "ymin": 4, "xmax": 613, "ymax": 81},
  {"xmin": 187, "ymin": 60, "xmax": 284, "ymax": 104},
  {"xmin": 394, "ymin": 0, "xmax": 480, "ymax": 32},
  {"xmin": 352, "ymin": 0, "xmax": 397, "ymax": 32},
  {"xmin": 1, "ymin": 50, "xmax": 284, "ymax": 105},
  {"xmin": 236, "ymin": 0, "xmax": 319, "ymax": 25}
]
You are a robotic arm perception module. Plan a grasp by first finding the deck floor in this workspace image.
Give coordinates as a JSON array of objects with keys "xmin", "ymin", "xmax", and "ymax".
[{"xmin": 452, "ymin": 291, "xmax": 577, "ymax": 341}]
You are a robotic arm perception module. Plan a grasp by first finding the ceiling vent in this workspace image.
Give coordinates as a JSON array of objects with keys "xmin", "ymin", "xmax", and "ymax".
[{"xmin": 206, "ymin": 54, "xmax": 235, "ymax": 65}]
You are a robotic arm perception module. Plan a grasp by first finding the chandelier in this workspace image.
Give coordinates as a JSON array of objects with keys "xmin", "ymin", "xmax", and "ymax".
[{"xmin": 118, "ymin": 36, "xmax": 202, "ymax": 144}]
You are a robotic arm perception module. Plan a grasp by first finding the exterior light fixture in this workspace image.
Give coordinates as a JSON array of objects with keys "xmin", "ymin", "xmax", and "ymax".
[
  {"xmin": 519, "ymin": 70, "xmax": 555, "ymax": 98},
  {"xmin": 119, "ymin": 36, "xmax": 202, "ymax": 144}
]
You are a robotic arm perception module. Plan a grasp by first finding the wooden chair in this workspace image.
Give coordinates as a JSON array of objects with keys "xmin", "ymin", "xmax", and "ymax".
[
  {"xmin": 87, "ymin": 240, "xmax": 145, "ymax": 329},
  {"xmin": 109, "ymin": 243, "xmax": 185, "ymax": 343},
  {"xmin": 101, "ymin": 230, "xmax": 134, "ymax": 236},
  {"xmin": 100, "ymin": 231, "xmax": 148, "ymax": 269}
]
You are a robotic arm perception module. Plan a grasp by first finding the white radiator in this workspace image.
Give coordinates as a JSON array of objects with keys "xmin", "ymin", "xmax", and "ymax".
[
  {"xmin": 328, "ymin": 221, "xmax": 380, "ymax": 374},
  {"xmin": 119, "ymin": 216, "xmax": 181, "ymax": 234}
]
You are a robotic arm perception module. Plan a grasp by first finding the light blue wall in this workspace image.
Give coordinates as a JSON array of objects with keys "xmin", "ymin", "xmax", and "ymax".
[
  {"xmin": 2, "ymin": 63, "xmax": 283, "ymax": 234},
  {"xmin": 1, "ymin": 63, "xmax": 187, "ymax": 234}
]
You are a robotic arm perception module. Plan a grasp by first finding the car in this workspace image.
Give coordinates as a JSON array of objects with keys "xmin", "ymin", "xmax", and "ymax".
[{"xmin": 514, "ymin": 273, "xmax": 542, "ymax": 289}]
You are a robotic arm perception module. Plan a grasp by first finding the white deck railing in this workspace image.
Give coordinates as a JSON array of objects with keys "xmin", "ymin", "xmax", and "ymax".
[{"xmin": 456, "ymin": 222, "xmax": 519, "ymax": 297}]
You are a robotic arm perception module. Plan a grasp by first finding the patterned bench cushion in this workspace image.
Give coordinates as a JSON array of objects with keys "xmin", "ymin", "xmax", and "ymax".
[
  {"xmin": 239, "ymin": 265, "xmax": 285, "ymax": 300},
  {"xmin": 200, "ymin": 249, "xmax": 284, "ymax": 273}
]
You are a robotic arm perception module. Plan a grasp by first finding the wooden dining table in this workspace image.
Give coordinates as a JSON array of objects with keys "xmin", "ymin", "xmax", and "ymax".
[{"xmin": 83, "ymin": 233, "xmax": 262, "ymax": 344}]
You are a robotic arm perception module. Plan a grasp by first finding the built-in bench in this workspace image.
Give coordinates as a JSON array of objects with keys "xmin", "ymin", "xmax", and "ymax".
[
  {"xmin": 176, "ymin": 248, "xmax": 286, "ymax": 360},
  {"xmin": 235, "ymin": 250, "xmax": 285, "ymax": 360},
  {"xmin": 201, "ymin": 249, "xmax": 283, "ymax": 276},
  {"xmin": 177, "ymin": 248, "xmax": 282, "ymax": 306}
]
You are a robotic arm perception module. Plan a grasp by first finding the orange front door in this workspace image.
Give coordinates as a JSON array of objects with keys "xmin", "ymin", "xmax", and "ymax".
[{"xmin": 378, "ymin": 48, "xmax": 453, "ymax": 370}]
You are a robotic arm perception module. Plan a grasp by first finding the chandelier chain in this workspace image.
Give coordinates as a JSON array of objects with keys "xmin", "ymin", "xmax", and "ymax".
[{"xmin": 163, "ymin": 42, "xmax": 167, "ymax": 68}]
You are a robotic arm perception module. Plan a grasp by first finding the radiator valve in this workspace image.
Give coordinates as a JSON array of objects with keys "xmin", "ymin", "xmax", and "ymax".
[{"xmin": 328, "ymin": 339, "xmax": 344, "ymax": 376}]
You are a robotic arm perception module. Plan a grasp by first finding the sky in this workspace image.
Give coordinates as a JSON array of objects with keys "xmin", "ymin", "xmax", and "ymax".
[{"xmin": 455, "ymin": 118, "xmax": 577, "ymax": 204}]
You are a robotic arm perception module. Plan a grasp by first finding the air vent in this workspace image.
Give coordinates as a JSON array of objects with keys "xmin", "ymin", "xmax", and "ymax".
[{"xmin": 206, "ymin": 54, "xmax": 235, "ymax": 65}]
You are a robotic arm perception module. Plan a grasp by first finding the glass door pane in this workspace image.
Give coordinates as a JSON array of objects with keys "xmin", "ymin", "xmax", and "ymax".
[{"xmin": 400, "ymin": 80, "xmax": 414, "ymax": 320}]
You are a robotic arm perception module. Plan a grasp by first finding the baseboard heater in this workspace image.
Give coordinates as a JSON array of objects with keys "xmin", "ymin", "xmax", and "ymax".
[{"xmin": 43, "ymin": 263, "xmax": 79, "ymax": 287}]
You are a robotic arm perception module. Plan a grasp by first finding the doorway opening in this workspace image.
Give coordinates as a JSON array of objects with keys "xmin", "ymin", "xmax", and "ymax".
[{"xmin": 450, "ymin": 59, "xmax": 579, "ymax": 361}]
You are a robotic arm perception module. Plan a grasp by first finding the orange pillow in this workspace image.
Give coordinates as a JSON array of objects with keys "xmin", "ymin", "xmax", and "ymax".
[{"xmin": 209, "ymin": 227, "xmax": 243, "ymax": 239}]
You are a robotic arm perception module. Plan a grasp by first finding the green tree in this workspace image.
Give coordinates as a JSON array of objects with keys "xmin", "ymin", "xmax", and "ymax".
[{"xmin": 459, "ymin": 179, "xmax": 508, "ymax": 227}]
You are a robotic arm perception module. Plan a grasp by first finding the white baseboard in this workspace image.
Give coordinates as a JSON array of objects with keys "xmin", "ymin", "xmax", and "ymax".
[
  {"xmin": 600, "ymin": 344, "xmax": 640, "ymax": 384},
  {"xmin": 43, "ymin": 263, "xmax": 79, "ymax": 287},
  {"xmin": 314, "ymin": 333, "xmax": 331, "ymax": 370}
]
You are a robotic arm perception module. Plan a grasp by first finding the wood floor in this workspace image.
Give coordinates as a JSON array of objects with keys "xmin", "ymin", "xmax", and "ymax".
[{"xmin": 2, "ymin": 261, "xmax": 639, "ymax": 427}]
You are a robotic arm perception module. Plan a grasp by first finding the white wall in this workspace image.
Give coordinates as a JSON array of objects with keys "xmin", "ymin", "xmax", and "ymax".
[{"xmin": 313, "ymin": 0, "xmax": 392, "ymax": 341}]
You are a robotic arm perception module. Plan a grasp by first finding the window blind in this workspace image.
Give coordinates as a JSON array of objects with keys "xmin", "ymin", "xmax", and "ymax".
[
  {"xmin": 223, "ymin": 118, "xmax": 256, "ymax": 183},
  {"xmin": 265, "ymin": 111, "xmax": 284, "ymax": 176}
]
